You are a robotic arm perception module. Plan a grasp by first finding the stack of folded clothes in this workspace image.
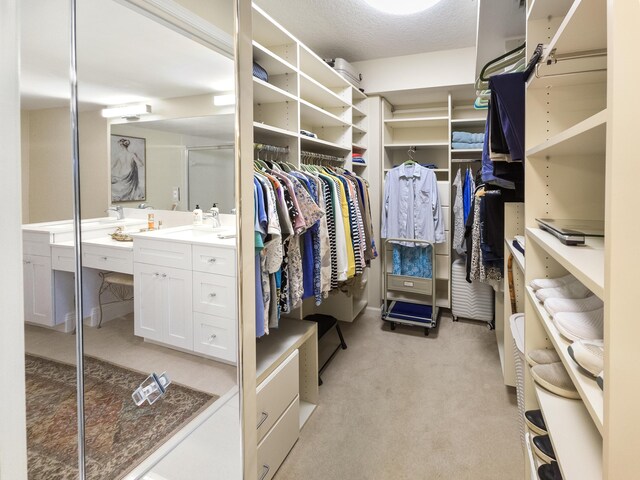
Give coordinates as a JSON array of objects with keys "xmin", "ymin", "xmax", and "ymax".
[
  {"xmin": 352, "ymin": 152, "xmax": 366, "ymax": 164},
  {"xmin": 252, "ymin": 61, "xmax": 268, "ymax": 82},
  {"xmin": 452, "ymin": 131, "xmax": 485, "ymax": 150}
]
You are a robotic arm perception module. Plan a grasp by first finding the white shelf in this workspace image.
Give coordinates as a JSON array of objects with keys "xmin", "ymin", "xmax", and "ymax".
[
  {"xmin": 544, "ymin": 0, "xmax": 607, "ymax": 61},
  {"xmin": 351, "ymin": 85, "xmax": 367, "ymax": 100},
  {"xmin": 300, "ymin": 72, "xmax": 350, "ymax": 109},
  {"xmin": 527, "ymin": 0, "xmax": 573, "ymax": 21},
  {"xmin": 450, "ymin": 117, "xmax": 486, "ymax": 127},
  {"xmin": 253, "ymin": 77, "xmax": 297, "ymax": 104},
  {"xmin": 256, "ymin": 317, "xmax": 317, "ymax": 384},
  {"xmin": 253, "ymin": 122, "xmax": 298, "ymax": 140},
  {"xmin": 451, "ymin": 158, "xmax": 482, "ymax": 164},
  {"xmin": 351, "ymin": 104, "xmax": 366, "ymax": 117},
  {"xmin": 534, "ymin": 385, "xmax": 603, "ymax": 480},
  {"xmin": 352, "ymin": 143, "xmax": 367, "ymax": 151},
  {"xmin": 384, "ymin": 116, "xmax": 449, "ymax": 129},
  {"xmin": 351, "ymin": 162, "xmax": 367, "ymax": 168},
  {"xmin": 300, "ymin": 135, "xmax": 350, "ymax": 154},
  {"xmin": 299, "ymin": 400, "xmax": 316, "ymax": 428},
  {"xmin": 383, "ymin": 168, "xmax": 448, "ymax": 173},
  {"xmin": 505, "ymin": 238, "xmax": 525, "ymax": 272},
  {"xmin": 526, "ymin": 109, "xmax": 607, "ymax": 157},
  {"xmin": 451, "ymin": 148, "xmax": 483, "ymax": 154},
  {"xmin": 384, "ymin": 142, "xmax": 449, "ymax": 150},
  {"xmin": 299, "ymin": 44, "xmax": 350, "ymax": 89},
  {"xmin": 526, "ymin": 227, "xmax": 604, "ymax": 299},
  {"xmin": 300, "ymin": 99, "xmax": 349, "ymax": 128},
  {"xmin": 526, "ymin": 286, "xmax": 604, "ymax": 432},
  {"xmin": 252, "ymin": 41, "xmax": 296, "ymax": 77},
  {"xmin": 351, "ymin": 124, "xmax": 366, "ymax": 135},
  {"xmin": 252, "ymin": 6, "xmax": 297, "ymax": 54}
]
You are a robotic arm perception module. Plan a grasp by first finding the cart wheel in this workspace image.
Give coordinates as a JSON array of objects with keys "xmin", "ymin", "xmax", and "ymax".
[
  {"xmin": 424, "ymin": 328, "xmax": 429, "ymax": 336},
  {"xmin": 390, "ymin": 322, "xmax": 396, "ymax": 331}
]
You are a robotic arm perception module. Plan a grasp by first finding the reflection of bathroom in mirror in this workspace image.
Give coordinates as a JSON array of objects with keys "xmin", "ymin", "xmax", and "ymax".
[{"xmin": 20, "ymin": 0, "xmax": 241, "ymax": 478}]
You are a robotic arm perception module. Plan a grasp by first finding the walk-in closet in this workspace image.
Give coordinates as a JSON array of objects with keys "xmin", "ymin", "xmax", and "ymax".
[{"xmin": 2, "ymin": 1, "xmax": 639, "ymax": 479}]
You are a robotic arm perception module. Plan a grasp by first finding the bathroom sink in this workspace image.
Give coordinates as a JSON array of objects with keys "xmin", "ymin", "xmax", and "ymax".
[{"xmin": 141, "ymin": 225, "xmax": 235, "ymax": 244}]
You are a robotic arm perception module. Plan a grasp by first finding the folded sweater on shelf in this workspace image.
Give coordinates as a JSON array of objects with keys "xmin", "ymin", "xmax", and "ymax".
[
  {"xmin": 452, "ymin": 131, "xmax": 485, "ymax": 144},
  {"xmin": 452, "ymin": 142, "xmax": 484, "ymax": 150}
]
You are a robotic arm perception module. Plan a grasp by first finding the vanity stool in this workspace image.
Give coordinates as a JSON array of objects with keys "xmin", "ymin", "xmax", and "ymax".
[
  {"xmin": 303, "ymin": 314, "xmax": 347, "ymax": 386},
  {"xmin": 98, "ymin": 271, "xmax": 134, "ymax": 328}
]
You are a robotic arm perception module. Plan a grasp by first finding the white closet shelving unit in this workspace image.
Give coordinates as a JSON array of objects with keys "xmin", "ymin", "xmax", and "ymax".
[
  {"xmin": 521, "ymin": 0, "xmax": 640, "ymax": 477},
  {"xmin": 252, "ymin": 4, "xmax": 370, "ymax": 325},
  {"xmin": 381, "ymin": 97, "xmax": 451, "ymax": 309}
]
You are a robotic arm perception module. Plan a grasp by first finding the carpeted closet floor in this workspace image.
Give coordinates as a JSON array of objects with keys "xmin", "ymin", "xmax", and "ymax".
[{"xmin": 275, "ymin": 309, "xmax": 523, "ymax": 480}]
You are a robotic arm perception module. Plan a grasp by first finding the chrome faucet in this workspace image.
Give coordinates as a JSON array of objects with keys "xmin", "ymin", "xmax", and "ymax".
[
  {"xmin": 138, "ymin": 203, "xmax": 154, "ymax": 209},
  {"xmin": 210, "ymin": 209, "xmax": 221, "ymax": 228},
  {"xmin": 106, "ymin": 205, "xmax": 124, "ymax": 220}
]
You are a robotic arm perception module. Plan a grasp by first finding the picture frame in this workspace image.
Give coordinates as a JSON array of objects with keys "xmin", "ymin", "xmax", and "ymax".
[{"xmin": 110, "ymin": 134, "xmax": 146, "ymax": 202}]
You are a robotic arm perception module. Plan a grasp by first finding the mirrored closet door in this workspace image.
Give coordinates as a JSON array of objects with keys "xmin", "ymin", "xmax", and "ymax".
[{"xmin": 20, "ymin": 0, "xmax": 243, "ymax": 478}]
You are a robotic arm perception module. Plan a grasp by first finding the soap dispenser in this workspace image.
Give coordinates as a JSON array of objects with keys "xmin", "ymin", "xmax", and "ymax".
[
  {"xmin": 193, "ymin": 204, "xmax": 203, "ymax": 225},
  {"xmin": 209, "ymin": 203, "xmax": 221, "ymax": 228}
]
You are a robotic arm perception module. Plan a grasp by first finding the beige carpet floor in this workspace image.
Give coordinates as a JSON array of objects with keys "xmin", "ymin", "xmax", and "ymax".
[{"xmin": 274, "ymin": 309, "xmax": 524, "ymax": 480}]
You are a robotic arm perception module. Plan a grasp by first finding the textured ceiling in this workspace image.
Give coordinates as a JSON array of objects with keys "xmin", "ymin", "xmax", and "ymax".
[{"xmin": 254, "ymin": 0, "xmax": 478, "ymax": 62}]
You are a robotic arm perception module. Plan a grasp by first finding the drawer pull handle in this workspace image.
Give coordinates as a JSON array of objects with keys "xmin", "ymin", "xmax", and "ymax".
[
  {"xmin": 209, "ymin": 293, "xmax": 217, "ymax": 298},
  {"xmin": 208, "ymin": 258, "xmax": 217, "ymax": 263},
  {"xmin": 102, "ymin": 256, "xmax": 108, "ymax": 261},
  {"xmin": 208, "ymin": 334, "xmax": 217, "ymax": 342},
  {"xmin": 161, "ymin": 273, "xmax": 167, "ymax": 278},
  {"xmin": 24, "ymin": 260, "xmax": 31, "ymax": 265},
  {"xmin": 256, "ymin": 411, "xmax": 269, "ymax": 429},
  {"xmin": 259, "ymin": 464, "xmax": 270, "ymax": 480}
]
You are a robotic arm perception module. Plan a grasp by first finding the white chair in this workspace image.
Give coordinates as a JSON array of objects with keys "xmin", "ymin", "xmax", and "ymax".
[{"xmin": 97, "ymin": 271, "xmax": 134, "ymax": 328}]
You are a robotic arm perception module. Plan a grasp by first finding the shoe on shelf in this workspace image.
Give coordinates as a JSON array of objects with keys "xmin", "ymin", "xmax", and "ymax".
[
  {"xmin": 526, "ymin": 348, "xmax": 561, "ymax": 367},
  {"xmin": 533, "ymin": 434, "xmax": 557, "ymax": 463},
  {"xmin": 525, "ymin": 409, "xmax": 547, "ymax": 435},
  {"xmin": 531, "ymin": 274, "xmax": 576, "ymax": 291},
  {"xmin": 538, "ymin": 461, "xmax": 563, "ymax": 480},
  {"xmin": 543, "ymin": 295, "xmax": 603, "ymax": 317},
  {"xmin": 553, "ymin": 308, "xmax": 604, "ymax": 342},
  {"xmin": 535, "ymin": 282, "xmax": 592, "ymax": 303},
  {"xmin": 596, "ymin": 371, "xmax": 604, "ymax": 391},
  {"xmin": 567, "ymin": 339, "xmax": 604, "ymax": 377},
  {"xmin": 531, "ymin": 362, "xmax": 580, "ymax": 399}
]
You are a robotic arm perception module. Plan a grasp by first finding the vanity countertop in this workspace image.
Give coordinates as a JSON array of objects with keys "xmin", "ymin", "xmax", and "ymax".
[
  {"xmin": 130, "ymin": 225, "xmax": 237, "ymax": 249},
  {"xmin": 22, "ymin": 217, "xmax": 146, "ymax": 234},
  {"xmin": 54, "ymin": 234, "xmax": 136, "ymax": 251}
]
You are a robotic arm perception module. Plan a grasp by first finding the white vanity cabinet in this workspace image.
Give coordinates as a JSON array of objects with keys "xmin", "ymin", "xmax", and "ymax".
[
  {"xmin": 133, "ymin": 232, "xmax": 237, "ymax": 363},
  {"xmin": 22, "ymin": 253, "xmax": 54, "ymax": 326},
  {"xmin": 134, "ymin": 262, "xmax": 193, "ymax": 349}
]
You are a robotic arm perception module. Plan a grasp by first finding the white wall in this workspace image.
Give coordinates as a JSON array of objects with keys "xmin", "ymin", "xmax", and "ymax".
[
  {"xmin": 353, "ymin": 47, "xmax": 476, "ymax": 95},
  {"xmin": 21, "ymin": 112, "xmax": 30, "ymax": 223},
  {"xmin": 0, "ymin": 0, "xmax": 28, "ymax": 477}
]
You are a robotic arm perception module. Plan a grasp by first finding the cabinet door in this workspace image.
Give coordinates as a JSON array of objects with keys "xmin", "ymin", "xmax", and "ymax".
[
  {"xmin": 134, "ymin": 262, "xmax": 164, "ymax": 342},
  {"xmin": 23, "ymin": 254, "xmax": 53, "ymax": 326},
  {"xmin": 163, "ymin": 266, "xmax": 193, "ymax": 350}
]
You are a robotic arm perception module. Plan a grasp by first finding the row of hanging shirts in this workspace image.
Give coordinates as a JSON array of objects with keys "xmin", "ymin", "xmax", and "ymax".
[{"xmin": 253, "ymin": 152, "xmax": 376, "ymax": 337}]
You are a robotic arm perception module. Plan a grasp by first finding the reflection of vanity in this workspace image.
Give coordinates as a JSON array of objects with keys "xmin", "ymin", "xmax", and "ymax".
[{"xmin": 22, "ymin": 211, "xmax": 238, "ymax": 365}]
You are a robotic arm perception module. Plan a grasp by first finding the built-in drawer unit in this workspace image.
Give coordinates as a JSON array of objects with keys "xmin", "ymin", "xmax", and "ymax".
[
  {"xmin": 51, "ymin": 246, "xmax": 75, "ymax": 272},
  {"xmin": 256, "ymin": 350, "xmax": 299, "ymax": 442},
  {"xmin": 23, "ymin": 231, "xmax": 52, "ymax": 257},
  {"xmin": 192, "ymin": 244, "xmax": 236, "ymax": 276},
  {"xmin": 193, "ymin": 312, "xmax": 236, "ymax": 363},
  {"xmin": 134, "ymin": 238, "xmax": 191, "ymax": 270},
  {"xmin": 82, "ymin": 244, "xmax": 133, "ymax": 274},
  {"xmin": 192, "ymin": 271, "xmax": 237, "ymax": 317},
  {"xmin": 256, "ymin": 396, "xmax": 300, "ymax": 480}
]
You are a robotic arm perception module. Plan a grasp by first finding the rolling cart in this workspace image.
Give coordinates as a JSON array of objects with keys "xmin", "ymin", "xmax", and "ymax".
[{"xmin": 381, "ymin": 238, "xmax": 439, "ymax": 336}]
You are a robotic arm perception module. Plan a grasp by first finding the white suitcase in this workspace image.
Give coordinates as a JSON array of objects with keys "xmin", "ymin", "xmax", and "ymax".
[
  {"xmin": 332, "ymin": 57, "xmax": 362, "ymax": 87},
  {"xmin": 451, "ymin": 258, "xmax": 494, "ymax": 323}
]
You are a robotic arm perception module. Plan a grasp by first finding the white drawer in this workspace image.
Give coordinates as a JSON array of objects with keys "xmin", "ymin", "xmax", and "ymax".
[
  {"xmin": 193, "ymin": 271, "xmax": 237, "ymax": 317},
  {"xmin": 82, "ymin": 244, "xmax": 133, "ymax": 274},
  {"xmin": 192, "ymin": 245, "xmax": 236, "ymax": 276},
  {"xmin": 257, "ymin": 396, "xmax": 300, "ymax": 480},
  {"xmin": 437, "ymin": 181, "xmax": 450, "ymax": 207},
  {"xmin": 257, "ymin": 350, "xmax": 299, "ymax": 442},
  {"xmin": 193, "ymin": 312, "xmax": 236, "ymax": 363},
  {"xmin": 134, "ymin": 238, "xmax": 191, "ymax": 270},
  {"xmin": 51, "ymin": 246, "xmax": 75, "ymax": 272}
]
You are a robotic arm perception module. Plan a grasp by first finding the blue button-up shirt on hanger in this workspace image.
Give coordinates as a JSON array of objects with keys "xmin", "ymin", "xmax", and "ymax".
[{"xmin": 381, "ymin": 163, "xmax": 445, "ymax": 246}]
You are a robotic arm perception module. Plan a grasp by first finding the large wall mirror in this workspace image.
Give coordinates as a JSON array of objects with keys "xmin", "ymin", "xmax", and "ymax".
[{"xmin": 20, "ymin": 0, "xmax": 242, "ymax": 478}]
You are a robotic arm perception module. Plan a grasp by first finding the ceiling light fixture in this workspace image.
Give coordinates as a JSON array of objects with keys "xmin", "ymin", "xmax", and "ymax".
[
  {"xmin": 101, "ymin": 103, "xmax": 151, "ymax": 120},
  {"xmin": 362, "ymin": 0, "xmax": 442, "ymax": 15}
]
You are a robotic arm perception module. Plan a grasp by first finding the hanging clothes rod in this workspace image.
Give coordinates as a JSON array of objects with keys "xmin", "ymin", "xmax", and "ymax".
[
  {"xmin": 546, "ymin": 48, "xmax": 607, "ymax": 65},
  {"xmin": 300, "ymin": 150, "xmax": 344, "ymax": 164}
]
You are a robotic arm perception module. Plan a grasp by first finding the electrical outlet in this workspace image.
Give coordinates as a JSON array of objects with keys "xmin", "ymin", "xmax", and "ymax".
[{"xmin": 172, "ymin": 187, "xmax": 180, "ymax": 202}]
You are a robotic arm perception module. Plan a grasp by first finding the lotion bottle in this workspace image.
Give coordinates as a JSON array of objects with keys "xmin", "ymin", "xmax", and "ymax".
[{"xmin": 193, "ymin": 204, "xmax": 203, "ymax": 225}]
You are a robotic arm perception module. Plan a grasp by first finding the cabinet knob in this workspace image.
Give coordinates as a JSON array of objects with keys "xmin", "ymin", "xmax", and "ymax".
[
  {"xmin": 209, "ymin": 292, "xmax": 217, "ymax": 298},
  {"xmin": 161, "ymin": 273, "xmax": 167, "ymax": 278},
  {"xmin": 208, "ymin": 258, "xmax": 217, "ymax": 264},
  {"xmin": 208, "ymin": 334, "xmax": 217, "ymax": 342},
  {"xmin": 24, "ymin": 260, "xmax": 31, "ymax": 265},
  {"xmin": 102, "ymin": 256, "xmax": 108, "ymax": 261}
]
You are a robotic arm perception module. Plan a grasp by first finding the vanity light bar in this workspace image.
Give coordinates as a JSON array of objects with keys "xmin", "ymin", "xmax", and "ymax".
[{"xmin": 101, "ymin": 103, "xmax": 152, "ymax": 119}]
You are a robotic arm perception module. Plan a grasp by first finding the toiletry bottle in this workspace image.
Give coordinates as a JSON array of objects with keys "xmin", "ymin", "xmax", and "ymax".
[
  {"xmin": 209, "ymin": 203, "xmax": 221, "ymax": 227},
  {"xmin": 193, "ymin": 204, "xmax": 203, "ymax": 225},
  {"xmin": 147, "ymin": 213, "xmax": 155, "ymax": 231}
]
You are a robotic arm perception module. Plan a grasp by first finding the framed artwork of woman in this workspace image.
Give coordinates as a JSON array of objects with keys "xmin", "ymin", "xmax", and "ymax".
[{"xmin": 110, "ymin": 135, "xmax": 146, "ymax": 202}]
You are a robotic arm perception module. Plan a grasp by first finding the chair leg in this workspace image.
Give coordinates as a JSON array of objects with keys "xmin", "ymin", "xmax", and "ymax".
[
  {"xmin": 335, "ymin": 324, "xmax": 347, "ymax": 349},
  {"xmin": 97, "ymin": 275, "xmax": 109, "ymax": 329}
]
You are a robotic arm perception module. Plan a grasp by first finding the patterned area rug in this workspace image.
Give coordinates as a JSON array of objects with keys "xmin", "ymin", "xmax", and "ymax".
[{"xmin": 26, "ymin": 354, "xmax": 217, "ymax": 480}]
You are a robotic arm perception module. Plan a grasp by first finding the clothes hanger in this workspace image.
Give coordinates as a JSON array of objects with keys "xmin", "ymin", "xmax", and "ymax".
[{"xmin": 402, "ymin": 146, "xmax": 417, "ymax": 165}]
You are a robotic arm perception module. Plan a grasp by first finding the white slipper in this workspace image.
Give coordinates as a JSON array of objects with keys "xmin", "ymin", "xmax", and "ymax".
[
  {"xmin": 543, "ymin": 295, "xmax": 603, "ymax": 317},
  {"xmin": 535, "ymin": 282, "xmax": 592, "ymax": 303},
  {"xmin": 553, "ymin": 309, "xmax": 603, "ymax": 342},
  {"xmin": 568, "ymin": 339, "xmax": 604, "ymax": 377},
  {"xmin": 530, "ymin": 274, "xmax": 576, "ymax": 291}
]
